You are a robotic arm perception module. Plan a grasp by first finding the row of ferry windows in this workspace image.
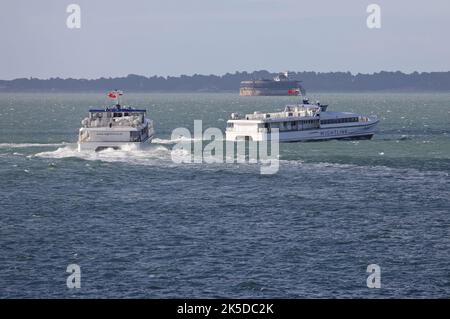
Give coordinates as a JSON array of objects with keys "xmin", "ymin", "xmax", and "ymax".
[
  {"xmin": 259, "ymin": 117, "xmax": 359, "ymax": 128},
  {"xmin": 91, "ymin": 112, "xmax": 144, "ymax": 118},
  {"xmin": 266, "ymin": 120, "xmax": 318, "ymax": 128},
  {"xmin": 321, "ymin": 117, "xmax": 359, "ymax": 125},
  {"xmin": 113, "ymin": 112, "xmax": 133, "ymax": 117}
]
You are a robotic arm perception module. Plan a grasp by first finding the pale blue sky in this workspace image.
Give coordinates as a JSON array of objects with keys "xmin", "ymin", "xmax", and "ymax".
[{"xmin": 1, "ymin": 0, "xmax": 449, "ymax": 79}]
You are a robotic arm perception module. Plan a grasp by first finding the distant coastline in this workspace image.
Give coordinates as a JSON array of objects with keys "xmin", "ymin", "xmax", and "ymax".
[{"xmin": 1, "ymin": 70, "xmax": 450, "ymax": 93}]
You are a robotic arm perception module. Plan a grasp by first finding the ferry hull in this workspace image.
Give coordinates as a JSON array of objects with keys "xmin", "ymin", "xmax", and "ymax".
[{"xmin": 77, "ymin": 135, "xmax": 153, "ymax": 152}]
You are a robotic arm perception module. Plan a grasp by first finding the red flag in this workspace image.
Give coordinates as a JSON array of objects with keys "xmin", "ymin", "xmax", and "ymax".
[
  {"xmin": 288, "ymin": 88, "xmax": 299, "ymax": 95},
  {"xmin": 107, "ymin": 91, "xmax": 117, "ymax": 99}
]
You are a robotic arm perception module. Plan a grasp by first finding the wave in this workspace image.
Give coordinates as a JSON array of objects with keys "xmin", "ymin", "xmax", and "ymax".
[
  {"xmin": 0, "ymin": 142, "xmax": 68, "ymax": 149},
  {"xmin": 278, "ymin": 159, "xmax": 449, "ymax": 179}
]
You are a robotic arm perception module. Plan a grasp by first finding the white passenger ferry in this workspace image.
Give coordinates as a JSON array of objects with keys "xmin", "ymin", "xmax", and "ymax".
[
  {"xmin": 226, "ymin": 98, "xmax": 379, "ymax": 142},
  {"xmin": 78, "ymin": 91, "xmax": 154, "ymax": 151}
]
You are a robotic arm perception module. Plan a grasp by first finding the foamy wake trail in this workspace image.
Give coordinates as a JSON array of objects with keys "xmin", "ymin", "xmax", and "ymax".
[
  {"xmin": 33, "ymin": 144, "xmax": 176, "ymax": 166},
  {"xmin": 152, "ymin": 137, "xmax": 203, "ymax": 145},
  {"xmin": 0, "ymin": 142, "xmax": 68, "ymax": 149}
]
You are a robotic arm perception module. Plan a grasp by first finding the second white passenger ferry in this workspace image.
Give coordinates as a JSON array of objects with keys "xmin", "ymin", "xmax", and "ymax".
[
  {"xmin": 78, "ymin": 91, "xmax": 154, "ymax": 151},
  {"xmin": 226, "ymin": 98, "xmax": 379, "ymax": 142}
]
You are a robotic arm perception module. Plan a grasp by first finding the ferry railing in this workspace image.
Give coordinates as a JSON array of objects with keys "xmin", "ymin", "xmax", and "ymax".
[
  {"xmin": 85, "ymin": 118, "xmax": 141, "ymax": 128},
  {"xmin": 244, "ymin": 111, "xmax": 318, "ymax": 121}
]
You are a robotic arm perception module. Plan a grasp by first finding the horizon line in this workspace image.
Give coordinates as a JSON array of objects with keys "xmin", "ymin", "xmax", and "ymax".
[{"xmin": 2, "ymin": 70, "xmax": 450, "ymax": 82}]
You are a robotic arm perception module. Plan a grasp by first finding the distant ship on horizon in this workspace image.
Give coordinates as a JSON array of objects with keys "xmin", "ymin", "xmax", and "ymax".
[{"xmin": 239, "ymin": 71, "xmax": 302, "ymax": 96}]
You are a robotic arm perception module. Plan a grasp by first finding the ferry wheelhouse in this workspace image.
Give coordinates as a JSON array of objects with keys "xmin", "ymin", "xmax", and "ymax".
[{"xmin": 77, "ymin": 91, "xmax": 154, "ymax": 151}]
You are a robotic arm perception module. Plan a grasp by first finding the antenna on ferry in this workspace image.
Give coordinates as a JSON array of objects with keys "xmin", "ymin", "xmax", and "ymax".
[
  {"xmin": 298, "ymin": 83, "xmax": 307, "ymax": 104},
  {"xmin": 299, "ymin": 85, "xmax": 306, "ymax": 97}
]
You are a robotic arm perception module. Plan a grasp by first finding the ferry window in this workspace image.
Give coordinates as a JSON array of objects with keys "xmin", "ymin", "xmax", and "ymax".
[{"xmin": 124, "ymin": 112, "xmax": 129, "ymax": 116}]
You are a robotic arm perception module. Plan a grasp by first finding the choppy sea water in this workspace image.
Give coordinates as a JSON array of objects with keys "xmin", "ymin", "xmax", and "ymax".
[{"xmin": 0, "ymin": 92, "xmax": 449, "ymax": 298}]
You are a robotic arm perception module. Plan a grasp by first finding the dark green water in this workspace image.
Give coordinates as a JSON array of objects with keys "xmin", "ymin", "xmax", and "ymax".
[{"xmin": 0, "ymin": 93, "xmax": 449, "ymax": 298}]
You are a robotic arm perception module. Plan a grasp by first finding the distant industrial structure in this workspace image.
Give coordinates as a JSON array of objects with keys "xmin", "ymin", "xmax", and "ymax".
[{"xmin": 239, "ymin": 71, "xmax": 302, "ymax": 96}]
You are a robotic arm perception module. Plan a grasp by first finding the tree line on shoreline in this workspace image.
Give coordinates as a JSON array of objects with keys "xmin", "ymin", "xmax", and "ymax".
[{"xmin": 1, "ymin": 70, "xmax": 449, "ymax": 92}]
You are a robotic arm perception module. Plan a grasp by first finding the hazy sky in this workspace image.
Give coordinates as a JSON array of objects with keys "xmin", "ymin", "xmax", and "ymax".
[{"xmin": 1, "ymin": 0, "xmax": 449, "ymax": 79}]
